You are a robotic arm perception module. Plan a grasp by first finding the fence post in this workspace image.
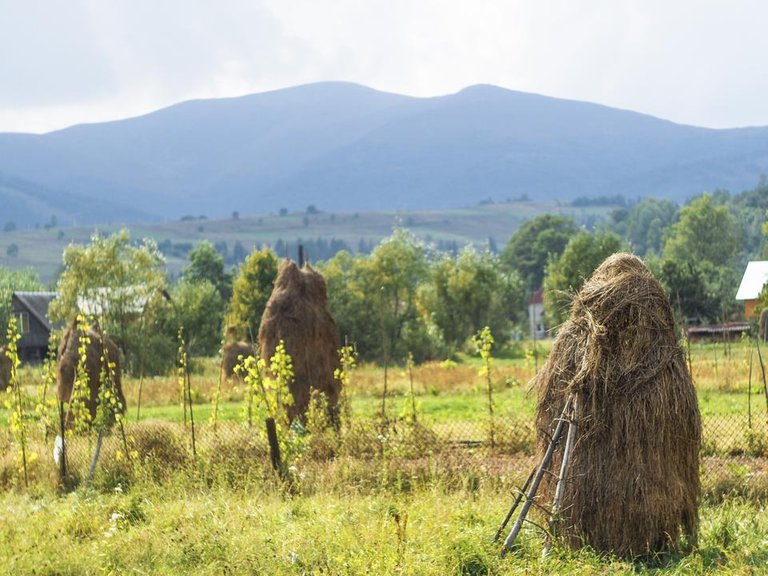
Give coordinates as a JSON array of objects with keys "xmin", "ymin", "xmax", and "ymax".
[
  {"xmin": 57, "ymin": 401, "xmax": 68, "ymax": 488},
  {"xmin": 265, "ymin": 417, "xmax": 282, "ymax": 474}
]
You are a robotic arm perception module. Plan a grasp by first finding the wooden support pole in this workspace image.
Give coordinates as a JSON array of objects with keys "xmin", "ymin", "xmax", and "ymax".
[
  {"xmin": 502, "ymin": 393, "xmax": 572, "ymax": 557},
  {"xmin": 544, "ymin": 396, "xmax": 578, "ymax": 555},
  {"xmin": 494, "ymin": 465, "xmax": 537, "ymax": 543}
]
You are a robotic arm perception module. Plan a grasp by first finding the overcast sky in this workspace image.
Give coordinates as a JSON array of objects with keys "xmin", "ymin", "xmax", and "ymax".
[{"xmin": 2, "ymin": 0, "xmax": 767, "ymax": 133}]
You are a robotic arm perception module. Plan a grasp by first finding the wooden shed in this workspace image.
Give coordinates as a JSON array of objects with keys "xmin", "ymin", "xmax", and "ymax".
[{"xmin": 11, "ymin": 291, "xmax": 58, "ymax": 362}]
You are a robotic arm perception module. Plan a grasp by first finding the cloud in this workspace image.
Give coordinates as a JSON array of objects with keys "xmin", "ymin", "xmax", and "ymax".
[{"xmin": 2, "ymin": 0, "xmax": 768, "ymax": 131}]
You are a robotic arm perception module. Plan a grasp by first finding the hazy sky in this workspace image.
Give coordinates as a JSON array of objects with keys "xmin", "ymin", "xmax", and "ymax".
[{"xmin": 2, "ymin": 0, "xmax": 767, "ymax": 133}]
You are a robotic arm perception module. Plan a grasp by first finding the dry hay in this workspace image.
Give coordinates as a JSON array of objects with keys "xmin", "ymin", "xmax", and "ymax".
[
  {"xmin": 258, "ymin": 260, "xmax": 341, "ymax": 423},
  {"xmin": 221, "ymin": 340, "xmax": 256, "ymax": 379},
  {"xmin": 534, "ymin": 253, "xmax": 700, "ymax": 556},
  {"xmin": 56, "ymin": 318, "xmax": 126, "ymax": 424},
  {"xmin": 0, "ymin": 345, "xmax": 10, "ymax": 392}
]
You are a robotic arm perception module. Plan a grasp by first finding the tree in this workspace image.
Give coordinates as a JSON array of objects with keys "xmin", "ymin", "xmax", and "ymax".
[
  {"xmin": 228, "ymin": 247, "xmax": 278, "ymax": 341},
  {"xmin": 424, "ymin": 248, "xmax": 525, "ymax": 351},
  {"xmin": 362, "ymin": 227, "xmax": 433, "ymax": 362},
  {"xmin": 321, "ymin": 228, "xmax": 436, "ymax": 362},
  {"xmin": 543, "ymin": 230, "xmax": 624, "ymax": 326},
  {"xmin": 658, "ymin": 259, "xmax": 720, "ymax": 321},
  {"xmin": 501, "ymin": 215, "xmax": 578, "ymax": 293},
  {"xmin": 616, "ymin": 197, "xmax": 678, "ymax": 256},
  {"xmin": 660, "ymin": 193, "xmax": 742, "ymax": 320},
  {"xmin": 49, "ymin": 229, "xmax": 167, "ymax": 367},
  {"xmin": 662, "ymin": 193, "xmax": 739, "ymax": 268},
  {"xmin": 0, "ymin": 267, "xmax": 43, "ymax": 342},
  {"xmin": 160, "ymin": 279, "xmax": 224, "ymax": 357},
  {"xmin": 184, "ymin": 240, "xmax": 232, "ymax": 302}
]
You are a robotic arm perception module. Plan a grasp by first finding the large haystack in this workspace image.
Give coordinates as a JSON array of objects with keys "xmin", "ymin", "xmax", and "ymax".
[
  {"xmin": 534, "ymin": 253, "xmax": 700, "ymax": 556},
  {"xmin": 0, "ymin": 346, "xmax": 10, "ymax": 392},
  {"xmin": 258, "ymin": 260, "xmax": 341, "ymax": 423},
  {"xmin": 221, "ymin": 340, "xmax": 256, "ymax": 379},
  {"xmin": 57, "ymin": 319, "xmax": 126, "ymax": 424}
]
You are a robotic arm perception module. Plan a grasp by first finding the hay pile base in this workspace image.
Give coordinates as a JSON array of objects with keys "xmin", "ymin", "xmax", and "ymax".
[
  {"xmin": 221, "ymin": 341, "xmax": 255, "ymax": 379},
  {"xmin": 534, "ymin": 253, "xmax": 700, "ymax": 557},
  {"xmin": 258, "ymin": 260, "xmax": 341, "ymax": 423},
  {"xmin": 0, "ymin": 346, "xmax": 10, "ymax": 392},
  {"xmin": 56, "ymin": 319, "xmax": 126, "ymax": 424}
]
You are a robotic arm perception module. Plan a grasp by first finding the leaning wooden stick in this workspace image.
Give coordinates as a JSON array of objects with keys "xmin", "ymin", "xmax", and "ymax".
[
  {"xmin": 501, "ymin": 392, "xmax": 573, "ymax": 556},
  {"xmin": 543, "ymin": 395, "xmax": 578, "ymax": 555},
  {"xmin": 494, "ymin": 465, "xmax": 537, "ymax": 542}
]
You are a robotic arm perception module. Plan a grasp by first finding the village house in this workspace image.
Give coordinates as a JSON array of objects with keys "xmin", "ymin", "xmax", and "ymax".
[
  {"xmin": 11, "ymin": 291, "xmax": 58, "ymax": 363},
  {"xmin": 528, "ymin": 289, "xmax": 546, "ymax": 340},
  {"xmin": 735, "ymin": 261, "xmax": 768, "ymax": 319}
]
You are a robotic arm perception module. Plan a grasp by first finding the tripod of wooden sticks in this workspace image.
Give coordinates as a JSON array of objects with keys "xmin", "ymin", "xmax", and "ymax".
[{"xmin": 496, "ymin": 391, "xmax": 579, "ymax": 557}]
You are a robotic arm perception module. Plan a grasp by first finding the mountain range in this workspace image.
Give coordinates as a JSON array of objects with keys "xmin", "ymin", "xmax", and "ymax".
[{"xmin": 1, "ymin": 82, "xmax": 768, "ymax": 227}]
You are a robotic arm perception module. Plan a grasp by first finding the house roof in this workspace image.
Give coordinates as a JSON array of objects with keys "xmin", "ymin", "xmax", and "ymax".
[
  {"xmin": 529, "ymin": 289, "xmax": 544, "ymax": 305},
  {"xmin": 736, "ymin": 261, "xmax": 768, "ymax": 300},
  {"xmin": 12, "ymin": 291, "xmax": 58, "ymax": 331},
  {"xmin": 76, "ymin": 286, "xmax": 149, "ymax": 316}
]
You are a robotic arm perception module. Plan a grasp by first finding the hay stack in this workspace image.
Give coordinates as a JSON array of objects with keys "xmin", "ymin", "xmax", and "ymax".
[
  {"xmin": 535, "ymin": 253, "xmax": 700, "ymax": 556},
  {"xmin": 0, "ymin": 346, "xmax": 10, "ymax": 392},
  {"xmin": 56, "ymin": 319, "xmax": 126, "ymax": 424},
  {"xmin": 221, "ymin": 340, "xmax": 256, "ymax": 379},
  {"xmin": 258, "ymin": 260, "xmax": 341, "ymax": 423}
]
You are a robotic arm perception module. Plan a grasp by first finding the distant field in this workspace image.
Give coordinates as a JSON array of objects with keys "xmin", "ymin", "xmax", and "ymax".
[{"xmin": 0, "ymin": 200, "xmax": 615, "ymax": 283}]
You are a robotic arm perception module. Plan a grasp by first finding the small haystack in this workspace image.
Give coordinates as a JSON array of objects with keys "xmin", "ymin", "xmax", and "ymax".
[
  {"xmin": 0, "ymin": 346, "xmax": 10, "ymax": 392},
  {"xmin": 534, "ymin": 253, "xmax": 700, "ymax": 556},
  {"xmin": 57, "ymin": 319, "xmax": 126, "ymax": 424},
  {"xmin": 221, "ymin": 340, "xmax": 256, "ymax": 379},
  {"xmin": 258, "ymin": 260, "xmax": 341, "ymax": 423}
]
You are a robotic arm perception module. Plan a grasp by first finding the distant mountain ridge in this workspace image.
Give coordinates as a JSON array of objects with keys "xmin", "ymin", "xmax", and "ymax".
[{"xmin": 1, "ymin": 82, "xmax": 767, "ymax": 227}]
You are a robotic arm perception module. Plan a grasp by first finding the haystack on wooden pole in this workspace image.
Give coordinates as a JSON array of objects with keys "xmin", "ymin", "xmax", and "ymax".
[
  {"xmin": 56, "ymin": 318, "xmax": 126, "ymax": 425},
  {"xmin": 533, "ymin": 253, "xmax": 701, "ymax": 557},
  {"xmin": 258, "ymin": 260, "xmax": 341, "ymax": 424},
  {"xmin": 0, "ymin": 345, "xmax": 10, "ymax": 392}
]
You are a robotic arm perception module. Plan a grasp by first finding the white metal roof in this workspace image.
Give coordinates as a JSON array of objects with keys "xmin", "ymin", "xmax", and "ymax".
[{"xmin": 735, "ymin": 261, "xmax": 768, "ymax": 300}]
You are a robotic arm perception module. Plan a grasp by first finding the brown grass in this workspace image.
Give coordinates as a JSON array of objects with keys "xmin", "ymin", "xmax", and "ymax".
[{"xmin": 534, "ymin": 253, "xmax": 701, "ymax": 556}]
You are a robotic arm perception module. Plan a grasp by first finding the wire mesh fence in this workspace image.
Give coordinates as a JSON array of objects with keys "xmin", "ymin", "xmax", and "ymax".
[
  {"xmin": 3, "ymin": 391, "xmax": 768, "ymax": 497},
  {"xmin": 1, "ymin": 338, "xmax": 767, "ymax": 497}
]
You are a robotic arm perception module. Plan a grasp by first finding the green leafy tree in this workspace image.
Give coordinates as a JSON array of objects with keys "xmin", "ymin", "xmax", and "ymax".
[
  {"xmin": 424, "ymin": 248, "xmax": 525, "ymax": 351},
  {"xmin": 185, "ymin": 240, "xmax": 232, "ymax": 302},
  {"xmin": 228, "ymin": 247, "xmax": 278, "ymax": 341},
  {"xmin": 365, "ymin": 227, "xmax": 432, "ymax": 362},
  {"xmin": 662, "ymin": 193, "xmax": 740, "ymax": 268},
  {"xmin": 658, "ymin": 259, "xmax": 721, "ymax": 321},
  {"xmin": 322, "ymin": 228, "xmax": 436, "ymax": 362},
  {"xmin": 660, "ymin": 193, "xmax": 742, "ymax": 320},
  {"xmin": 49, "ymin": 229, "xmax": 167, "ymax": 368},
  {"xmin": 615, "ymin": 197, "xmax": 678, "ymax": 256},
  {"xmin": 501, "ymin": 214, "xmax": 578, "ymax": 293},
  {"xmin": 159, "ymin": 279, "xmax": 224, "ymax": 357},
  {"xmin": 543, "ymin": 230, "xmax": 624, "ymax": 326},
  {"xmin": 0, "ymin": 267, "xmax": 43, "ymax": 343}
]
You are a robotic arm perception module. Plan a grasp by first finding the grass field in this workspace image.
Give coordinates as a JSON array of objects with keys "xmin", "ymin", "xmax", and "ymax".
[{"xmin": 2, "ymin": 338, "xmax": 768, "ymax": 574}]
